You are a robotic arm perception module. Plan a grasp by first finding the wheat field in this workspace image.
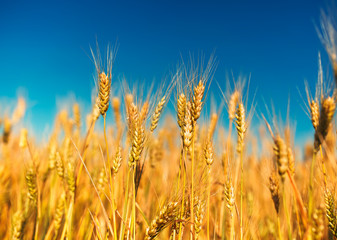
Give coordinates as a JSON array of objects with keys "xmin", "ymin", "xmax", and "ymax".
[{"xmin": 3, "ymin": 13, "xmax": 337, "ymax": 240}]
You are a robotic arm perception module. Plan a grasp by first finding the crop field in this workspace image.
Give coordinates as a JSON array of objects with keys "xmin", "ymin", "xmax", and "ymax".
[{"xmin": 3, "ymin": 8, "xmax": 337, "ymax": 240}]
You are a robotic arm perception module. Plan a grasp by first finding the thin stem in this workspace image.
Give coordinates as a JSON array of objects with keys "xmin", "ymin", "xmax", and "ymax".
[
  {"xmin": 277, "ymin": 215, "xmax": 282, "ymax": 240},
  {"xmin": 286, "ymin": 170, "xmax": 307, "ymax": 228},
  {"xmin": 222, "ymin": 120, "xmax": 233, "ymax": 240},
  {"xmin": 282, "ymin": 183, "xmax": 292, "ymax": 240},
  {"xmin": 27, "ymin": 142, "xmax": 40, "ymax": 240},
  {"xmin": 207, "ymin": 166, "xmax": 211, "ymax": 240},
  {"xmin": 293, "ymin": 194, "xmax": 302, "ymax": 238},
  {"xmin": 75, "ymin": 119, "xmax": 95, "ymax": 187},
  {"xmin": 308, "ymin": 150, "xmax": 317, "ymax": 221},
  {"xmin": 120, "ymin": 169, "xmax": 131, "ymax": 240},
  {"xmin": 320, "ymin": 145, "xmax": 327, "ymax": 189},
  {"xmin": 104, "ymin": 115, "xmax": 117, "ymax": 240},
  {"xmin": 240, "ymin": 150, "xmax": 243, "ymax": 240},
  {"xmin": 66, "ymin": 194, "xmax": 74, "ymax": 240},
  {"xmin": 229, "ymin": 209, "xmax": 234, "ymax": 240},
  {"xmin": 112, "ymin": 175, "xmax": 117, "ymax": 240},
  {"xmin": 178, "ymin": 149, "xmax": 187, "ymax": 240},
  {"xmin": 177, "ymin": 149, "xmax": 183, "ymax": 200},
  {"xmin": 191, "ymin": 132, "xmax": 195, "ymax": 239},
  {"xmin": 132, "ymin": 166, "xmax": 136, "ymax": 239}
]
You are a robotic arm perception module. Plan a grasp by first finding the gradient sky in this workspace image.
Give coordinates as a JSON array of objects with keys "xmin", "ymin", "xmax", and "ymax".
[{"xmin": 0, "ymin": 0, "xmax": 333, "ymax": 144}]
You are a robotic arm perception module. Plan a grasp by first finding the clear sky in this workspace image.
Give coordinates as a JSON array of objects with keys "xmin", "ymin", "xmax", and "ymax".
[{"xmin": 0, "ymin": 0, "xmax": 333, "ymax": 144}]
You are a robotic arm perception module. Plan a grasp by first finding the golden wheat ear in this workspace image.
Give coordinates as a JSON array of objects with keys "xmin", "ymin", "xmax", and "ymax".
[
  {"xmin": 177, "ymin": 93, "xmax": 187, "ymax": 129},
  {"xmin": 310, "ymin": 100, "xmax": 319, "ymax": 130},
  {"xmin": 235, "ymin": 102, "xmax": 246, "ymax": 154},
  {"xmin": 145, "ymin": 201, "xmax": 179, "ymax": 240},
  {"xmin": 150, "ymin": 96, "xmax": 166, "ymax": 132},
  {"xmin": 192, "ymin": 80, "xmax": 205, "ymax": 122},
  {"xmin": 182, "ymin": 101, "xmax": 193, "ymax": 149},
  {"xmin": 273, "ymin": 136, "xmax": 288, "ymax": 182},
  {"xmin": 26, "ymin": 165, "xmax": 37, "ymax": 207},
  {"xmin": 325, "ymin": 189, "xmax": 337, "ymax": 237},
  {"xmin": 314, "ymin": 97, "xmax": 335, "ymax": 151},
  {"xmin": 229, "ymin": 90, "xmax": 240, "ymax": 121},
  {"xmin": 224, "ymin": 178, "xmax": 235, "ymax": 240},
  {"xmin": 11, "ymin": 210, "xmax": 27, "ymax": 240},
  {"xmin": 269, "ymin": 171, "xmax": 280, "ymax": 214},
  {"xmin": 311, "ymin": 204, "xmax": 324, "ymax": 239},
  {"xmin": 112, "ymin": 147, "xmax": 122, "ymax": 174},
  {"xmin": 194, "ymin": 197, "xmax": 206, "ymax": 240},
  {"xmin": 53, "ymin": 193, "xmax": 66, "ymax": 240},
  {"xmin": 98, "ymin": 72, "xmax": 111, "ymax": 116}
]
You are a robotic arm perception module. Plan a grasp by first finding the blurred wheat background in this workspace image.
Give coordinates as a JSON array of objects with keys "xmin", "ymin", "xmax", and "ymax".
[{"xmin": 2, "ymin": 0, "xmax": 337, "ymax": 240}]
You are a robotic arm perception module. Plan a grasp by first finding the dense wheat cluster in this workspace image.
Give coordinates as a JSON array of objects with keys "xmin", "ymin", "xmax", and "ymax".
[{"xmin": 4, "ymin": 15, "xmax": 337, "ymax": 240}]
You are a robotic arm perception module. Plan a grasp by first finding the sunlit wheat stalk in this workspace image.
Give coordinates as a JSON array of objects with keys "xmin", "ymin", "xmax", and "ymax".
[{"xmin": 235, "ymin": 102, "xmax": 246, "ymax": 240}]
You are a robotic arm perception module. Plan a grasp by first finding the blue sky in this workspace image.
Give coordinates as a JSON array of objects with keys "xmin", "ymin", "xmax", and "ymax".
[{"xmin": 0, "ymin": 0, "xmax": 333, "ymax": 144}]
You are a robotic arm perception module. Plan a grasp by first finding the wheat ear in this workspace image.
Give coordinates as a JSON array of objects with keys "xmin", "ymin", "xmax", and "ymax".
[
  {"xmin": 192, "ymin": 81, "xmax": 205, "ymax": 122},
  {"xmin": 145, "ymin": 201, "xmax": 179, "ymax": 240},
  {"xmin": 312, "ymin": 204, "xmax": 324, "ymax": 240},
  {"xmin": 225, "ymin": 178, "xmax": 235, "ymax": 240},
  {"xmin": 310, "ymin": 100, "xmax": 319, "ymax": 130},
  {"xmin": 98, "ymin": 72, "xmax": 111, "ymax": 116},
  {"xmin": 177, "ymin": 93, "xmax": 187, "ymax": 129},
  {"xmin": 325, "ymin": 190, "xmax": 337, "ymax": 237},
  {"xmin": 314, "ymin": 97, "xmax": 335, "ymax": 151},
  {"xmin": 273, "ymin": 136, "xmax": 288, "ymax": 181},
  {"xmin": 150, "ymin": 96, "xmax": 166, "ymax": 132}
]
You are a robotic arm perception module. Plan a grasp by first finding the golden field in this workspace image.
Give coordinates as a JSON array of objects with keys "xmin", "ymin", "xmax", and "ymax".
[{"xmin": 3, "ymin": 16, "xmax": 337, "ymax": 240}]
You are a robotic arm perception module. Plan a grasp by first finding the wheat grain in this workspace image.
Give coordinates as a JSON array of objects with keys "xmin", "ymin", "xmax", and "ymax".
[
  {"xmin": 53, "ymin": 193, "xmax": 65, "ymax": 240},
  {"xmin": 312, "ymin": 204, "xmax": 324, "ymax": 240},
  {"xmin": 150, "ymin": 96, "xmax": 166, "ymax": 132},
  {"xmin": 273, "ymin": 136, "xmax": 288, "ymax": 181},
  {"xmin": 140, "ymin": 101, "xmax": 149, "ymax": 125},
  {"xmin": 26, "ymin": 166, "xmax": 37, "ymax": 206},
  {"xmin": 314, "ymin": 97, "xmax": 335, "ymax": 151},
  {"xmin": 182, "ymin": 102, "xmax": 193, "ymax": 149},
  {"xmin": 145, "ymin": 201, "xmax": 179, "ymax": 240},
  {"xmin": 98, "ymin": 72, "xmax": 111, "ymax": 116},
  {"xmin": 73, "ymin": 103, "xmax": 81, "ymax": 130},
  {"xmin": 269, "ymin": 171, "xmax": 280, "ymax": 214},
  {"xmin": 11, "ymin": 210, "xmax": 26, "ymax": 240},
  {"xmin": 194, "ymin": 197, "xmax": 205, "ymax": 239},
  {"xmin": 192, "ymin": 81, "xmax": 205, "ymax": 122},
  {"xmin": 325, "ymin": 189, "xmax": 337, "ymax": 237},
  {"xmin": 55, "ymin": 152, "xmax": 64, "ymax": 179},
  {"xmin": 310, "ymin": 100, "xmax": 319, "ymax": 130},
  {"xmin": 177, "ymin": 93, "xmax": 186, "ymax": 129},
  {"xmin": 19, "ymin": 128, "xmax": 28, "ymax": 149},
  {"xmin": 228, "ymin": 91, "xmax": 240, "ymax": 121},
  {"xmin": 112, "ymin": 147, "xmax": 122, "ymax": 174},
  {"xmin": 235, "ymin": 103, "xmax": 246, "ymax": 154}
]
